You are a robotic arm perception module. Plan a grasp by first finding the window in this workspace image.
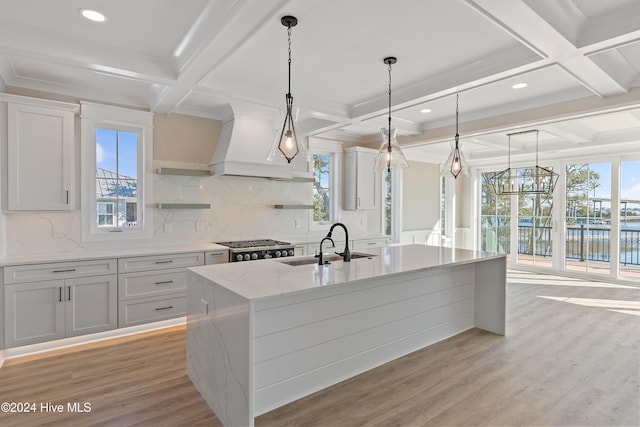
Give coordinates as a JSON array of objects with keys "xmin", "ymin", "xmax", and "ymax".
[
  {"xmin": 309, "ymin": 139, "xmax": 342, "ymax": 230},
  {"xmin": 95, "ymin": 128, "xmax": 140, "ymax": 229},
  {"xmin": 480, "ymin": 170, "xmax": 511, "ymax": 256},
  {"xmin": 383, "ymin": 169, "xmax": 392, "ymax": 235},
  {"xmin": 312, "ymin": 153, "xmax": 333, "ymax": 224},
  {"xmin": 97, "ymin": 202, "xmax": 115, "ymax": 226},
  {"xmin": 81, "ymin": 102, "xmax": 153, "ymax": 241}
]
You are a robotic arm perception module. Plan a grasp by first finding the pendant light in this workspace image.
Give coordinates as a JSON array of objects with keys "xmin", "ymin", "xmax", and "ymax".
[
  {"xmin": 449, "ymin": 93, "xmax": 465, "ymax": 178},
  {"xmin": 488, "ymin": 129, "xmax": 558, "ymax": 195},
  {"xmin": 374, "ymin": 57, "xmax": 409, "ymax": 173},
  {"xmin": 277, "ymin": 15, "xmax": 301, "ymax": 163}
]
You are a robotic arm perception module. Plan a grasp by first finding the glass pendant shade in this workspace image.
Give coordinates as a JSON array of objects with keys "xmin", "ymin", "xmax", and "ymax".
[
  {"xmin": 450, "ymin": 144, "xmax": 463, "ymax": 178},
  {"xmin": 278, "ymin": 95, "xmax": 298, "ymax": 163},
  {"xmin": 444, "ymin": 93, "xmax": 466, "ymax": 179},
  {"xmin": 441, "ymin": 138, "xmax": 468, "ymax": 178},
  {"xmin": 268, "ymin": 15, "xmax": 303, "ymax": 164},
  {"xmin": 374, "ymin": 127, "xmax": 409, "ymax": 172}
]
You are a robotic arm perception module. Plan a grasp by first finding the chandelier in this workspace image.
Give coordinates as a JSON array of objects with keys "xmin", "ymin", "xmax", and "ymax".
[{"xmin": 488, "ymin": 129, "xmax": 558, "ymax": 195}]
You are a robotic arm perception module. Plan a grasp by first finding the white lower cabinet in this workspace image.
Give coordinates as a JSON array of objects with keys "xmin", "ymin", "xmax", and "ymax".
[
  {"xmin": 4, "ymin": 259, "xmax": 117, "ymax": 348},
  {"xmin": 117, "ymin": 252, "xmax": 205, "ymax": 327}
]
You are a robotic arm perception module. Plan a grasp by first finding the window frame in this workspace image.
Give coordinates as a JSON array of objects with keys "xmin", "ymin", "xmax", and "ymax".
[
  {"xmin": 309, "ymin": 139, "xmax": 342, "ymax": 231},
  {"xmin": 80, "ymin": 102, "xmax": 153, "ymax": 242}
]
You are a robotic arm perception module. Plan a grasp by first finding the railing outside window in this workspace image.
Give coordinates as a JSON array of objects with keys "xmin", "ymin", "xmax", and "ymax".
[{"xmin": 482, "ymin": 224, "xmax": 640, "ymax": 266}]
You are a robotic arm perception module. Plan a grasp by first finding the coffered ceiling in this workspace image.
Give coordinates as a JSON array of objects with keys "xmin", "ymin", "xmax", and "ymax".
[{"xmin": 1, "ymin": 0, "xmax": 639, "ymax": 166}]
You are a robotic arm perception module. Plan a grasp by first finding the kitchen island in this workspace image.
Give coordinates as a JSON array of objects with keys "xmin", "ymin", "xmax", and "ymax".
[{"xmin": 186, "ymin": 244, "xmax": 506, "ymax": 427}]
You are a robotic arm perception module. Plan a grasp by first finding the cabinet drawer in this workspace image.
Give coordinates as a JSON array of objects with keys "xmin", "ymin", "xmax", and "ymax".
[
  {"xmin": 118, "ymin": 252, "xmax": 204, "ymax": 273},
  {"xmin": 4, "ymin": 259, "xmax": 117, "ymax": 284},
  {"xmin": 119, "ymin": 269, "xmax": 187, "ymax": 300},
  {"xmin": 353, "ymin": 238, "xmax": 389, "ymax": 250},
  {"xmin": 118, "ymin": 294, "xmax": 186, "ymax": 327},
  {"xmin": 204, "ymin": 250, "xmax": 229, "ymax": 265}
]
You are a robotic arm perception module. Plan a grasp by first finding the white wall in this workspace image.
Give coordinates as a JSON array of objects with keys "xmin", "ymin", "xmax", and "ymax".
[
  {"xmin": 400, "ymin": 160, "xmax": 441, "ymax": 244},
  {"xmin": 154, "ymin": 113, "xmax": 220, "ymax": 163},
  {"xmin": 402, "ymin": 160, "xmax": 440, "ymax": 229},
  {"xmin": 1, "ymin": 108, "xmax": 375, "ymax": 257}
]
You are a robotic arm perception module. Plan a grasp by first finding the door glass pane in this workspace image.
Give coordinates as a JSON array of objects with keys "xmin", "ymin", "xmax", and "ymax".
[
  {"xmin": 481, "ymin": 171, "xmax": 511, "ymax": 260},
  {"xmin": 620, "ymin": 160, "xmax": 640, "ymax": 278},
  {"xmin": 565, "ymin": 163, "xmax": 611, "ymax": 275},
  {"xmin": 517, "ymin": 167, "xmax": 553, "ymax": 268}
]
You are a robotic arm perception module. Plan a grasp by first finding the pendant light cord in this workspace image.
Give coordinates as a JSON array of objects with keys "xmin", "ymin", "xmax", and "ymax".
[
  {"xmin": 387, "ymin": 61, "xmax": 392, "ymax": 166},
  {"xmin": 388, "ymin": 61, "xmax": 392, "ymax": 132},
  {"xmin": 287, "ymin": 25, "xmax": 292, "ymax": 97},
  {"xmin": 455, "ymin": 93, "xmax": 459, "ymax": 146}
]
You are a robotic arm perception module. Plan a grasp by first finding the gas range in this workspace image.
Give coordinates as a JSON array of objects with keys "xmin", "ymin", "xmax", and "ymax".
[{"xmin": 216, "ymin": 239, "xmax": 295, "ymax": 262}]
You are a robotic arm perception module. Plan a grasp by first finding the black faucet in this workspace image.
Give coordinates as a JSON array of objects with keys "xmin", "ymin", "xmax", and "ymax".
[
  {"xmin": 316, "ymin": 236, "xmax": 335, "ymax": 265},
  {"xmin": 325, "ymin": 222, "xmax": 351, "ymax": 262}
]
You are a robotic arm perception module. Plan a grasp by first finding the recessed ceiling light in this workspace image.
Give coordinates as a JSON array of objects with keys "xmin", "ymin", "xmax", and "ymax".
[
  {"xmin": 420, "ymin": 108, "xmax": 432, "ymax": 114},
  {"xmin": 512, "ymin": 82, "xmax": 528, "ymax": 89},
  {"xmin": 79, "ymin": 9, "xmax": 107, "ymax": 23}
]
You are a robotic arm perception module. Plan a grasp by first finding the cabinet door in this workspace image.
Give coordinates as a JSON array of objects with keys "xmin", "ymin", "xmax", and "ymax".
[
  {"xmin": 4, "ymin": 281, "xmax": 65, "ymax": 347},
  {"xmin": 355, "ymin": 150, "xmax": 377, "ymax": 209},
  {"xmin": 8, "ymin": 103, "xmax": 74, "ymax": 210},
  {"xmin": 343, "ymin": 148, "xmax": 377, "ymax": 210},
  {"xmin": 66, "ymin": 275, "xmax": 117, "ymax": 337}
]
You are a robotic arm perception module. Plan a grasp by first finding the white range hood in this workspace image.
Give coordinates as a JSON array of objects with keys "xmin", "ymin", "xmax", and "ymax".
[{"xmin": 209, "ymin": 102, "xmax": 309, "ymax": 179}]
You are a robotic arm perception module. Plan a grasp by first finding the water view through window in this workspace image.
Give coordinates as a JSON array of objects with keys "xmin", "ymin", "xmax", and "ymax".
[
  {"xmin": 481, "ymin": 161, "xmax": 640, "ymax": 279},
  {"xmin": 620, "ymin": 160, "xmax": 640, "ymax": 278}
]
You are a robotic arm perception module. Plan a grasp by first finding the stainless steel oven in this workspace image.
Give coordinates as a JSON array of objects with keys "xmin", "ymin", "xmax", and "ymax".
[{"xmin": 215, "ymin": 239, "xmax": 295, "ymax": 262}]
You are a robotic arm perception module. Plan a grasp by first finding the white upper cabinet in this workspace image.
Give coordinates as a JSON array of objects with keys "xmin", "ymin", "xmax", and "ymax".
[
  {"xmin": 343, "ymin": 147, "xmax": 377, "ymax": 210},
  {"xmin": 5, "ymin": 95, "xmax": 77, "ymax": 211}
]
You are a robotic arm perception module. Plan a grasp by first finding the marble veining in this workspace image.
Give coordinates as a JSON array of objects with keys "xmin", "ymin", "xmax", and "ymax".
[
  {"xmin": 3, "ymin": 159, "xmax": 372, "ymax": 259},
  {"xmin": 187, "ymin": 271, "xmax": 251, "ymax": 427},
  {"xmin": 187, "ymin": 244, "xmax": 506, "ymax": 427},
  {"xmin": 189, "ymin": 244, "xmax": 504, "ymax": 301}
]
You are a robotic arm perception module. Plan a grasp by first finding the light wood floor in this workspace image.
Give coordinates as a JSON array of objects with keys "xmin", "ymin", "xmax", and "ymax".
[{"xmin": 1, "ymin": 271, "xmax": 638, "ymax": 426}]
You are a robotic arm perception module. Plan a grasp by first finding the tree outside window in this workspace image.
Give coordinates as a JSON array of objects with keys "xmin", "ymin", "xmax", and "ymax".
[{"xmin": 313, "ymin": 153, "xmax": 332, "ymax": 223}]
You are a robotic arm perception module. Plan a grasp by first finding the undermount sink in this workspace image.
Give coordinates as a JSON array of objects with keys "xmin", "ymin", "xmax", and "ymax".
[{"xmin": 278, "ymin": 252, "xmax": 376, "ymax": 266}]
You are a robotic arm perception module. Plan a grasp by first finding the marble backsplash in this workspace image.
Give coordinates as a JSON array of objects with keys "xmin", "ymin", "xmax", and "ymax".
[{"xmin": 3, "ymin": 161, "xmax": 372, "ymax": 257}]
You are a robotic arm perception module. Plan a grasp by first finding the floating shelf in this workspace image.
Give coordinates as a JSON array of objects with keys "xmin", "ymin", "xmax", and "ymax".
[
  {"xmin": 156, "ymin": 167, "xmax": 211, "ymax": 176},
  {"xmin": 156, "ymin": 203, "xmax": 211, "ymax": 209},
  {"xmin": 269, "ymin": 176, "xmax": 315, "ymax": 183},
  {"xmin": 274, "ymin": 204, "xmax": 314, "ymax": 209}
]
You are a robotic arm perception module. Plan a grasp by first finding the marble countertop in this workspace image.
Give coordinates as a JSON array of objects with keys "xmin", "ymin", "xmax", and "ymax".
[
  {"xmin": 0, "ymin": 234, "xmax": 389, "ymax": 267},
  {"xmin": 189, "ymin": 244, "xmax": 505, "ymax": 301},
  {"xmin": 0, "ymin": 243, "xmax": 229, "ymax": 267}
]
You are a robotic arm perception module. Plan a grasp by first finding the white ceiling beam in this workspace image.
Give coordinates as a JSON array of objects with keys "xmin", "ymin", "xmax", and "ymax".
[
  {"xmin": 578, "ymin": 3, "xmax": 640, "ymax": 49},
  {"xmin": 465, "ymin": 0, "xmax": 627, "ymax": 97},
  {"xmin": 153, "ymin": 0, "xmax": 291, "ymax": 113},
  {"xmin": 0, "ymin": 22, "xmax": 176, "ymax": 85}
]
